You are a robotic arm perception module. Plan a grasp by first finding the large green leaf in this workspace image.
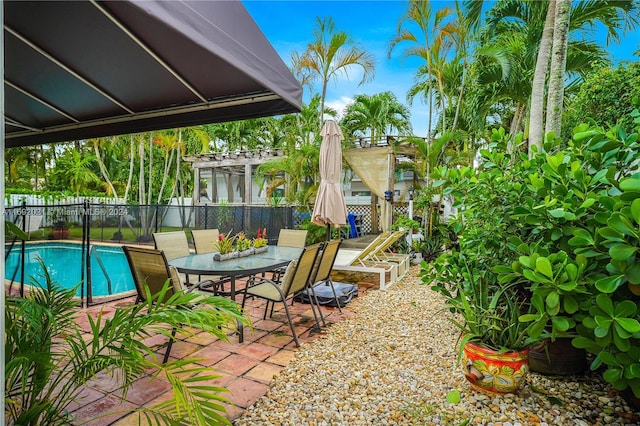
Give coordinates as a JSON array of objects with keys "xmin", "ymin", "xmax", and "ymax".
[
  {"xmin": 599, "ymin": 227, "xmax": 625, "ymax": 242},
  {"xmin": 551, "ymin": 315, "xmax": 570, "ymax": 331},
  {"xmin": 609, "ymin": 244, "xmax": 638, "ymax": 261},
  {"xmin": 631, "ymin": 199, "xmax": 640, "ymax": 225},
  {"xmin": 603, "ymin": 367, "xmax": 624, "ymax": 384},
  {"xmin": 563, "ymin": 296, "xmax": 579, "ymax": 314},
  {"xmin": 608, "ymin": 213, "xmax": 638, "ymax": 237},
  {"xmin": 570, "ymin": 228, "xmax": 594, "ymax": 246},
  {"xmin": 626, "ymin": 263, "xmax": 640, "ymax": 285},
  {"xmin": 616, "ymin": 318, "xmax": 640, "ymax": 333},
  {"xmin": 620, "ymin": 177, "xmax": 640, "ymax": 191},
  {"xmin": 546, "ymin": 291, "xmax": 560, "ymax": 314},
  {"xmin": 536, "ymin": 257, "xmax": 554, "ymax": 278},
  {"xmin": 595, "ymin": 275, "xmax": 625, "ymax": 293},
  {"xmin": 615, "ymin": 300, "xmax": 639, "ymax": 318}
]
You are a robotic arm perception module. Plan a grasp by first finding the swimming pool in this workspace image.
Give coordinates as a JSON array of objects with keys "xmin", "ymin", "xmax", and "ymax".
[{"xmin": 5, "ymin": 242, "xmax": 135, "ymax": 298}]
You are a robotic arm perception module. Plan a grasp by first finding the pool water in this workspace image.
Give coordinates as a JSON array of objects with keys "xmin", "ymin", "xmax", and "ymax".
[{"xmin": 5, "ymin": 242, "xmax": 135, "ymax": 298}]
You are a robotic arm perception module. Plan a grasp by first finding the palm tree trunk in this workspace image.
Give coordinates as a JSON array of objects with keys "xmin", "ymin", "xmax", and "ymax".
[
  {"xmin": 452, "ymin": 62, "xmax": 467, "ymax": 131},
  {"xmin": 545, "ymin": 0, "xmax": 571, "ymax": 138},
  {"xmin": 93, "ymin": 141, "xmax": 119, "ymax": 202},
  {"xmin": 123, "ymin": 135, "xmax": 134, "ymax": 203},
  {"xmin": 528, "ymin": 0, "xmax": 556, "ymax": 156},
  {"xmin": 147, "ymin": 131, "xmax": 154, "ymax": 206}
]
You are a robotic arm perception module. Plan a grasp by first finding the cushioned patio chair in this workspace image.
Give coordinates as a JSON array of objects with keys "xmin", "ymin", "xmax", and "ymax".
[
  {"xmin": 122, "ymin": 246, "xmax": 223, "ymax": 363},
  {"xmin": 241, "ymin": 243, "xmax": 322, "ymax": 347}
]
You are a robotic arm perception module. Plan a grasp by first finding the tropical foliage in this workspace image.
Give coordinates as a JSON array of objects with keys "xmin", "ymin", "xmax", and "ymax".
[{"xmin": 5, "ymin": 259, "xmax": 247, "ymax": 425}]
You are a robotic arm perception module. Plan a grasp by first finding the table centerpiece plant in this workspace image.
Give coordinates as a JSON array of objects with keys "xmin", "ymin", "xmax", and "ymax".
[
  {"xmin": 213, "ymin": 231, "xmax": 238, "ymax": 261},
  {"xmin": 253, "ymin": 228, "xmax": 268, "ymax": 253},
  {"xmin": 235, "ymin": 232, "xmax": 254, "ymax": 257}
]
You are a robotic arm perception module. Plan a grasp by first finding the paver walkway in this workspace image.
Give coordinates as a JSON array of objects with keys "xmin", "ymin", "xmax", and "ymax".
[{"xmin": 68, "ymin": 278, "xmax": 372, "ymax": 425}]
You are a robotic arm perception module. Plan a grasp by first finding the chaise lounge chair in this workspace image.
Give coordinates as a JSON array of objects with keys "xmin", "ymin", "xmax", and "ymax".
[{"xmin": 331, "ymin": 232, "xmax": 400, "ymax": 290}]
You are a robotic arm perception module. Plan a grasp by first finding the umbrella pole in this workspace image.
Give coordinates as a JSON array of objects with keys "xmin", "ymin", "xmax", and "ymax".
[{"xmin": 326, "ymin": 224, "xmax": 331, "ymax": 242}]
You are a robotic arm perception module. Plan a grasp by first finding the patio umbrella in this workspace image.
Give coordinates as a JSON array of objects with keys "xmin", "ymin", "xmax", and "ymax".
[{"xmin": 312, "ymin": 120, "xmax": 348, "ymax": 241}]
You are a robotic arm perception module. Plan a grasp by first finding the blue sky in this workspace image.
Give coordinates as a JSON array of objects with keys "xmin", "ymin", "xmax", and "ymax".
[{"xmin": 244, "ymin": 0, "xmax": 640, "ymax": 137}]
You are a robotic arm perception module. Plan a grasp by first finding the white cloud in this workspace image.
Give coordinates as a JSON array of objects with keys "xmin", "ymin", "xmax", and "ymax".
[{"xmin": 324, "ymin": 96, "xmax": 354, "ymax": 118}]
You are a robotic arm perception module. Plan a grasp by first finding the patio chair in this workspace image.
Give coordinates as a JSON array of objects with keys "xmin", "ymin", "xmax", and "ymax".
[
  {"xmin": 331, "ymin": 232, "xmax": 399, "ymax": 290},
  {"xmin": 241, "ymin": 243, "xmax": 322, "ymax": 347},
  {"xmin": 153, "ymin": 230, "xmax": 222, "ymax": 293},
  {"xmin": 272, "ymin": 229, "xmax": 308, "ymax": 282},
  {"xmin": 308, "ymin": 239, "xmax": 344, "ymax": 318},
  {"xmin": 122, "ymin": 246, "xmax": 222, "ymax": 363},
  {"xmin": 277, "ymin": 229, "xmax": 307, "ymax": 248},
  {"xmin": 366, "ymin": 230, "xmax": 410, "ymax": 277},
  {"xmin": 153, "ymin": 230, "xmax": 192, "ymax": 286},
  {"xmin": 152, "ymin": 231, "xmax": 190, "ymax": 260},
  {"xmin": 191, "ymin": 228, "xmax": 220, "ymax": 254},
  {"xmin": 24, "ymin": 214, "xmax": 44, "ymax": 236}
]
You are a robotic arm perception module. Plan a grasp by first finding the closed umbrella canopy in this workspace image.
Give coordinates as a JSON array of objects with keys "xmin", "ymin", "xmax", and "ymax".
[
  {"xmin": 312, "ymin": 120, "xmax": 348, "ymax": 228},
  {"xmin": 3, "ymin": 0, "xmax": 302, "ymax": 148}
]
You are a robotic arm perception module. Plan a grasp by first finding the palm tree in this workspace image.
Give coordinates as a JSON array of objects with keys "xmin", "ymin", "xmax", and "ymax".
[
  {"xmin": 6, "ymin": 259, "xmax": 247, "ymax": 425},
  {"xmin": 524, "ymin": 0, "xmax": 555, "ymax": 153},
  {"xmin": 295, "ymin": 16, "xmax": 376, "ymax": 123},
  {"xmin": 340, "ymin": 91, "xmax": 412, "ymax": 143},
  {"xmin": 389, "ymin": 0, "xmax": 453, "ymax": 138},
  {"xmin": 54, "ymin": 148, "xmax": 101, "ymax": 196},
  {"xmin": 545, "ymin": 0, "xmax": 571, "ymax": 138},
  {"xmin": 481, "ymin": 0, "xmax": 639, "ymax": 153}
]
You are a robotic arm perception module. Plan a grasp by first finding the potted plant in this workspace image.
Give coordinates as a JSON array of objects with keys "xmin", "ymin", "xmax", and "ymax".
[
  {"xmin": 425, "ymin": 254, "xmax": 534, "ymax": 394},
  {"xmin": 235, "ymin": 231, "xmax": 254, "ymax": 257},
  {"xmin": 213, "ymin": 231, "xmax": 238, "ymax": 261},
  {"xmin": 253, "ymin": 228, "xmax": 268, "ymax": 253},
  {"xmin": 411, "ymin": 239, "xmax": 425, "ymax": 264},
  {"xmin": 48, "ymin": 208, "xmax": 69, "ymax": 239},
  {"xmin": 495, "ymin": 244, "xmax": 591, "ymax": 375}
]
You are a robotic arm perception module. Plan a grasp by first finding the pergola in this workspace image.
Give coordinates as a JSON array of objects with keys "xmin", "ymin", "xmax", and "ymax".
[{"xmin": 183, "ymin": 149, "xmax": 287, "ymax": 204}]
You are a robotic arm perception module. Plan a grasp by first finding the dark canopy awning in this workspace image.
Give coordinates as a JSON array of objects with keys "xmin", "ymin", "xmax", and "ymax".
[{"xmin": 3, "ymin": 0, "xmax": 302, "ymax": 148}]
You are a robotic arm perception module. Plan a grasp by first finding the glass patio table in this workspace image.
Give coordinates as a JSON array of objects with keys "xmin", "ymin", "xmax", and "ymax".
[{"xmin": 168, "ymin": 245, "xmax": 302, "ymax": 342}]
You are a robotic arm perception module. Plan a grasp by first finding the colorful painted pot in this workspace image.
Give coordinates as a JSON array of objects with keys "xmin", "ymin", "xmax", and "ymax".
[{"xmin": 461, "ymin": 341, "xmax": 529, "ymax": 394}]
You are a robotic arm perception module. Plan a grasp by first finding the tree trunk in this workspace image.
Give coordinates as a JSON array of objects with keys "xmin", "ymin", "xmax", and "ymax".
[
  {"xmin": 545, "ymin": 0, "xmax": 571, "ymax": 139},
  {"xmin": 123, "ymin": 135, "xmax": 135, "ymax": 203},
  {"xmin": 93, "ymin": 141, "xmax": 119, "ymax": 202},
  {"xmin": 508, "ymin": 102, "xmax": 523, "ymax": 154},
  {"xmin": 452, "ymin": 61, "xmax": 467, "ymax": 131},
  {"xmin": 528, "ymin": 0, "xmax": 556, "ymax": 157},
  {"xmin": 147, "ymin": 131, "xmax": 154, "ymax": 206}
]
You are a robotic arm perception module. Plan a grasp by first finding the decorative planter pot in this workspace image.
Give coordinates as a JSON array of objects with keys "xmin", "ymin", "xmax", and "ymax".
[
  {"xmin": 628, "ymin": 282, "xmax": 640, "ymax": 296},
  {"xmin": 52, "ymin": 228, "xmax": 70, "ymax": 239},
  {"xmin": 253, "ymin": 246, "xmax": 268, "ymax": 254},
  {"xmin": 623, "ymin": 388, "xmax": 640, "ymax": 410},
  {"xmin": 529, "ymin": 337, "xmax": 587, "ymax": 376},
  {"xmin": 238, "ymin": 248, "xmax": 254, "ymax": 257},
  {"xmin": 462, "ymin": 341, "xmax": 529, "ymax": 394},
  {"xmin": 213, "ymin": 251, "xmax": 239, "ymax": 261}
]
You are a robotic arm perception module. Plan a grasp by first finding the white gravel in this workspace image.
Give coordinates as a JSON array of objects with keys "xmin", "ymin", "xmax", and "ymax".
[{"xmin": 234, "ymin": 266, "xmax": 640, "ymax": 426}]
